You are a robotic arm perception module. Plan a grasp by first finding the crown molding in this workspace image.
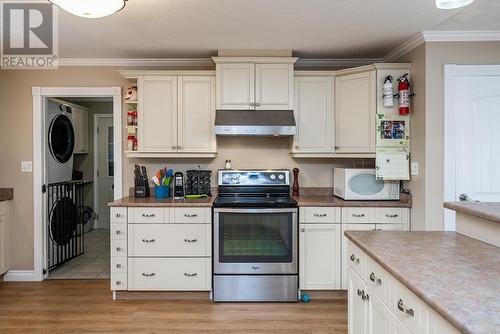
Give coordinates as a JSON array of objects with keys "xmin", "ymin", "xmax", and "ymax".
[
  {"xmin": 383, "ymin": 33, "xmax": 426, "ymax": 63},
  {"xmin": 295, "ymin": 58, "xmax": 382, "ymax": 70},
  {"xmin": 57, "ymin": 58, "xmax": 215, "ymax": 68}
]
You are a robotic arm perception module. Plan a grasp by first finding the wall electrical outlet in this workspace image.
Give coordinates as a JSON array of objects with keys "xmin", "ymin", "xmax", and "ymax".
[
  {"xmin": 411, "ymin": 162, "xmax": 419, "ymax": 176},
  {"xmin": 21, "ymin": 161, "xmax": 33, "ymax": 172}
]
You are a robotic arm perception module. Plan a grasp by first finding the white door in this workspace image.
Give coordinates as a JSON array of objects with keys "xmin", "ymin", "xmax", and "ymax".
[
  {"xmin": 216, "ymin": 63, "xmax": 255, "ymax": 110},
  {"xmin": 335, "ymin": 71, "xmax": 376, "ymax": 153},
  {"xmin": 367, "ymin": 294, "xmax": 391, "ymax": 334},
  {"xmin": 348, "ymin": 267, "xmax": 367, "ymax": 334},
  {"xmin": 138, "ymin": 76, "xmax": 177, "ymax": 151},
  {"xmin": 342, "ymin": 223, "xmax": 376, "ymax": 289},
  {"xmin": 255, "ymin": 63, "xmax": 293, "ymax": 110},
  {"xmin": 97, "ymin": 116, "xmax": 114, "ymax": 229},
  {"xmin": 299, "ymin": 223, "xmax": 341, "ymax": 289},
  {"xmin": 293, "ymin": 76, "xmax": 333, "ymax": 153},
  {"xmin": 177, "ymin": 76, "xmax": 216, "ymax": 153},
  {"xmin": 444, "ymin": 66, "xmax": 500, "ymax": 229}
]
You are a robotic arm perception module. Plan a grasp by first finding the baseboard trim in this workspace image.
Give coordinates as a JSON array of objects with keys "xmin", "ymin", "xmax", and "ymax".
[
  {"xmin": 301, "ymin": 290, "xmax": 347, "ymax": 300},
  {"xmin": 115, "ymin": 291, "xmax": 211, "ymax": 300},
  {"xmin": 3, "ymin": 270, "xmax": 38, "ymax": 282}
]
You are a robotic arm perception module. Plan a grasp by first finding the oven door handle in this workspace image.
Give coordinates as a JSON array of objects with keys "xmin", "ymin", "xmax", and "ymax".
[{"xmin": 213, "ymin": 208, "xmax": 298, "ymax": 214}]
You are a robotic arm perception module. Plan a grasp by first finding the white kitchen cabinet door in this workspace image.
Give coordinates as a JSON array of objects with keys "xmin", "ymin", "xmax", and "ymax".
[
  {"xmin": 177, "ymin": 76, "xmax": 216, "ymax": 153},
  {"xmin": 335, "ymin": 71, "xmax": 376, "ymax": 153},
  {"xmin": 391, "ymin": 316, "xmax": 413, "ymax": 334},
  {"xmin": 72, "ymin": 107, "xmax": 89, "ymax": 154},
  {"xmin": 299, "ymin": 223, "xmax": 341, "ymax": 290},
  {"xmin": 255, "ymin": 63, "xmax": 294, "ymax": 110},
  {"xmin": 292, "ymin": 76, "xmax": 333, "ymax": 153},
  {"xmin": 367, "ymin": 294, "xmax": 391, "ymax": 334},
  {"xmin": 138, "ymin": 76, "xmax": 177, "ymax": 152},
  {"xmin": 216, "ymin": 63, "xmax": 255, "ymax": 110},
  {"xmin": 348, "ymin": 267, "xmax": 368, "ymax": 334},
  {"xmin": 342, "ymin": 223, "xmax": 376, "ymax": 290}
]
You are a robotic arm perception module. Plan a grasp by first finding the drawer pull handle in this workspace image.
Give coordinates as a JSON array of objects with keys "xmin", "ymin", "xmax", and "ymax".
[
  {"xmin": 397, "ymin": 299, "xmax": 414, "ymax": 317},
  {"xmin": 350, "ymin": 254, "xmax": 360, "ymax": 264},
  {"xmin": 116, "ymin": 247, "xmax": 122, "ymax": 251},
  {"xmin": 385, "ymin": 214, "xmax": 399, "ymax": 218},
  {"xmin": 116, "ymin": 230, "xmax": 121, "ymax": 235},
  {"xmin": 116, "ymin": 280, "xmax": 121, "ymax": 285},
  {"xmin": 142, "ymin": 239, "xmax": 156, "ymax": 243},
  {"xmin": 142, "ymin": 273, "xmax": 156, "ymax": 277},
  {"xmin": 142, "ymin": 213, "xmax": 156, "ymax": 217},
  {"xmin": 184, "ymin": 238, "xmax": 198, "ymax": 243},
  {"xmin": 352, "ymin": 213, "xmax": 365, "ymax": 218},
  {"xmin": 184, "ymin": 214, "xmax": 198, "ymax": 218},
  {"xmin": 300, "ymin": 228, "xmax": 305, "ymax": 232},
  {"xmin": 369, "ymin": 272, "xmax": 382, "ymax": 285},
  {"xmin": 116, "ymin": 264, "xmax": 122, "ymax": 268},
  {"xmin": 115, "ymin": 213, "xmax": 121, "ymax": 218},
  {"xmin": 357, "ymin": 289, "xmax": 369, "ymax": 301},
  {"xmin": 313, "ymin": 213, "xmax": 327, "ymax": 217},
  {"xmin": 184, "ymin": 273, "xmax": 198, "ymax": 277}
]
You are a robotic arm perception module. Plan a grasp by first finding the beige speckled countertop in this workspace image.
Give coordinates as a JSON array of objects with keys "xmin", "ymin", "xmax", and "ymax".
[
  {"xmin": 0, "ymin": 188, "xmax": 13, "ymax": 202},
  {"xmin": 444, "ymin": 202, "xmax": 500, "ymax": 224},
  {"xmin": 293, "ymin": 192, "xmax": 411, "ymax": 207},
  {"xmin": 109, "ymin": 196, "xmax": 214, "ymax": 207},
  {"xmin": 345, "ymin": 231, "xmax": 500, "ymax": 334}
]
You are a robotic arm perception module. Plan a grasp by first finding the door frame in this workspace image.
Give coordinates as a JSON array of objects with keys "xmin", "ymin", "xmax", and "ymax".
[
  {"xmin": 443, "ymin": 64, "xmax": 500, "ymax": 231},
  {"xmin": 93, "ymin": 114, "xmax": 114, "ymax": 230},
  {"xmin": 32, "ymin": 87, "xmax": 122, "ymax": 281}
]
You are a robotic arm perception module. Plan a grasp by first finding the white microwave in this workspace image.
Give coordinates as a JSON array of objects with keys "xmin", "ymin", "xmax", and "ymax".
[{"xmin": 333, "ymin": 168, "xmax": 400, "ymax": 200}]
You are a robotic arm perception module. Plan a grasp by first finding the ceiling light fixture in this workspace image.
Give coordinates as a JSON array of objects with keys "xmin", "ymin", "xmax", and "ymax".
[
  {"xmin": 49, "ymin": 0, "xmax": 127, "ymax": 18},
  {"xmin": 436, "ymin": 0, "xmax": 474, "ymax": 9}
]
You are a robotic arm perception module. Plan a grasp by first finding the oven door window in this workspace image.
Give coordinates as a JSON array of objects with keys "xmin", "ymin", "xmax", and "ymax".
[{"xmin": 219, "ymin": 212, "xmax": 293, "ymax": 263}]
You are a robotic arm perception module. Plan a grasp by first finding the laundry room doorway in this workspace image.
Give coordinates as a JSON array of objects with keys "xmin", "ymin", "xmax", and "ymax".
[{"xmin": 32, "ymin": 87, "xmax": 122, "ymax": 282}]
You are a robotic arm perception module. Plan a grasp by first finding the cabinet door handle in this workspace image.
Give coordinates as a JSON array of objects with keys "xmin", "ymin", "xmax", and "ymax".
[
  {"xmin": 385, "ymin": 214, "xmax": 399, "ymax": 218},
  {"xmin": 116, "ymin": 280, "xmax": 122, "ymax": 285},
  {"xmin": 172, "ymin": 145, "xmax": 177, "ymax": 149},
  {"xmin": 300, "ymin": 228, "xmax": 305, "ymax": 232},
  {"xmin": 313, "ymin": 213, "xmax": 327, "ymax": 217},
  {"xmin": 397, "ymin": 299, "xmax": 414, "ymax": 317},
  {"xmin": 115, "ymin": 213, "xmax": 121, "ymax": 218},
  {"xmin": 184, "ymin": 273, "xmax": 198, "ymax": 277},
  {"xmin": 334, "ymin": 146, "xmax": 340, "ymax": 150},
  {"xmin": 142, "ymin": 239, "xmax": 155, "ymax": 243},
  {"xmin": 369, "ymin": 272, "xmax": 382, "ymax": 285},
  {"xmin": 142, "ymin": 273, "xmax": 156, "ymax": 277},
  {"xmin": 115, "ymin": 230, "xmax": 122, "ymax": 235},
  {"xmin": 142, "ymin": 213, "xmax": 156, "ymax": 217},
  {"xmin": 116, "ymin": 247, "xmax": 122, "ymax": 251},
  {"xmin": 116, "ymin": 264, "xmax": 122, "ymax": 268},
  {"xmin": 184, "ymin": 214, "xmax": 198, "ymax": 218},
  {"xmin": 350, "ymin": 254, "xmax": 360, "ymax": 264},
  {"xmin": 352, "ymin": 213, "xmax": 365, "ymax": 218},
  {"xmin": 184, "ymin": 238, "xmax": 198, "ymax": 243},
  {"xmin": 249, "ymin": 102, "xmax": 255, "ymax": 106},
  {"xmin": 255, "ymin": 102, "xmax": 260, "ymax": 107}
]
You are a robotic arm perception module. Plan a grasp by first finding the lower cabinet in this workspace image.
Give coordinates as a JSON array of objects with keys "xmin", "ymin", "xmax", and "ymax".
[
  {"xmin": 348, "ymin": 267, "xmax": 368, "ymax": 334},
  {"xmin": 0, "ymin": 201, "xmax": 10, "ymax": 275}
]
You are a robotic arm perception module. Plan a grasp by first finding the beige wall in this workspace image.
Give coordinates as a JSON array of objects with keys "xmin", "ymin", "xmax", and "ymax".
[{"xmin": 0, "ymin": 66, "xmax": 372, "ymax": 270}]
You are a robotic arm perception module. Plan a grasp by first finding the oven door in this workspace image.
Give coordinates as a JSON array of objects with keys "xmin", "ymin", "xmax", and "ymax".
[{"xmin": 214, "ymin": 208, "xmax": 298, "ymax": 274}]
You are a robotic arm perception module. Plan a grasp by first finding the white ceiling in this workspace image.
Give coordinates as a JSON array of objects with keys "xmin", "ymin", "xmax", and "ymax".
[{"xmin": 57, "ymin": 0, "xmax": 500, "ymax": 59}]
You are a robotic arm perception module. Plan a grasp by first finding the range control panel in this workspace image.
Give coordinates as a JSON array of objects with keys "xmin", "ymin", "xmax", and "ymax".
[{"xmin": 218, "ymin": 170, "xmax": 290, "ymax": 186}]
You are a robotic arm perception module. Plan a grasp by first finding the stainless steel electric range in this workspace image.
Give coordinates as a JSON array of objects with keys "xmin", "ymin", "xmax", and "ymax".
[{"xmin": 213, "ymin": 169, "xmax": 298, "ymax": 302}]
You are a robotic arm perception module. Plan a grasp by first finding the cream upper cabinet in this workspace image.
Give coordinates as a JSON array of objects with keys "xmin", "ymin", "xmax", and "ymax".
[
  {"xmin": 292, "ymin": 75, "xmax": 334, "ymax": 153},
  {"xmin": 335, "ymin": 70, "xmax": 376, "ymax": 153},
  {"xmin": 138, "ymin": 76, "xmax": 178, "ymax": 152},
  {"xmin": 299, "ymin": 223, "xmax": 341, "ymax": 290},
  {"xmin": 72, "ymin": 107, "xmax": 89, "ymax": 154},
  {"xmin": 177, "ymin": 76, "xmax": 216, "ymax": 153},
  {"xmin": 213, "ymin": 57, "xmax": 297, "ymax": 111},
  {"xmin": 216, "ymin": 63, "xmax": 255, "ymax": 109},
  {"xmin": 255, "ymin": 63, "xmax": 294, "ymax": 110}
]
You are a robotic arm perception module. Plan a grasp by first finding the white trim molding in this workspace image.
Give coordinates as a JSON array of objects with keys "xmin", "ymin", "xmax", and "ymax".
[
  {"xmin": 295, "ymin": 58, "xmax": 382, "ymax": 70},
  {"xmin": 58, "ymin": 58, "xmax": 215, "ymax": 68},
  {"xmin": 4, "ymin": 270, "xmax": 37, "ymax": 282},
  {"xmin": 32, "ymin": 87, "xmax": 122, "ymax": 281}
]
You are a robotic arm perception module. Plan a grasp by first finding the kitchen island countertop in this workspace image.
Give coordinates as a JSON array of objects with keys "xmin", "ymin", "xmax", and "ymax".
[
  {"xmin": 344, "ymin": 230, "xmax": 500, "ymax": 334},
  {"xmin": 444, "ymin": 201, "xmax": 500, "ymax": 224}
]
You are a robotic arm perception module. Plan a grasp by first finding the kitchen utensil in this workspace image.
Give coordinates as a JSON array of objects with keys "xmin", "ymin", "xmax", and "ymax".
[
  {"xmin": 173, "ymin": 172, "xmax": 184, "ymax": 199},
  {"xmin": 185, "ymin": 194, "xmax": 209, "ymax": 199}
]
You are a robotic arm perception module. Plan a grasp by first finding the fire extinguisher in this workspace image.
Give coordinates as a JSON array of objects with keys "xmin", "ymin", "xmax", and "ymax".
[
  {"xmin": 398, "ymin": 73, "xmax": 410, "ymax": 115},
  {"xmin": 382, "ymin": 76, "xmax": 394, "ymax": 108}
]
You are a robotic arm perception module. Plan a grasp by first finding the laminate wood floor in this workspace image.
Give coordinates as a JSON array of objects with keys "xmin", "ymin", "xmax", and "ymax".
[{"xmin": 0, "ymin": 280, "xmax": 347, "ymax": 334}]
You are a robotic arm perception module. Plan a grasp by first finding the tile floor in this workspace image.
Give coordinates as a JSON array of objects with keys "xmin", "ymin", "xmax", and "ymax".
[{"xmin": 48, "ymin": 229, "xmax": 110, "ymax": 279}]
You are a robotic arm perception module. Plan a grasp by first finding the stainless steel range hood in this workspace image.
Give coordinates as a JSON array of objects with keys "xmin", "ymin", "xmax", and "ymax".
[{"xmin": 214, "ymin": 110, "xmax": 296, "ymax": 136}]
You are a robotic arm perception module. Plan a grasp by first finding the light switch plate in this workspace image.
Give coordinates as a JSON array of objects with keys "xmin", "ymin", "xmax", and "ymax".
[
  {"xmin": 411, "ymin": 162, "xmax": 418, "ymax": 176},
  {"xmin": 21, "ymin": 160, "xmax": 33, "ymax": 172}
]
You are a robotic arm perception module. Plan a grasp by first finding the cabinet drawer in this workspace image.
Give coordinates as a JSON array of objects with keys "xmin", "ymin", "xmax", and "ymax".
[
  {"xmin": 173, "ymin": 207, "xmax": 208, "ymax": 224},
  {"xmin": 110, "ymin": 223, "xmax": 127, "ymax": 240},
  {"xmin": 129, "ymin": 207, "xmax": 167, "ymax": 224},
  {"xmin": 376, "ymin": 208, "xmax": 405, "ymax": 224},
  {"xmin": 347, "ymin": 241, "xmax": 366, "ymax": 281},
  {"xmin": 375, "ymin": 223, "xmax": 408, "ymax": 231},
  {"xmin": 110, "ymin": 239, "xmax": 127, "ymax": 257},
  {"xmin": 128, "ymin": 224, "xmax": 210, "ymax": 257},
  {"xmin": 366, "ymin": 258, "xmax": 392, "ymax": 305},
  {"xmin": 344, "ymin": 207, "xmax": 375, "ymax": 224},
  {"xmin": 392, "ymin": 280, "xmax": 421, "ymax": 334},
  {"xmin": 301, "ymin": 207, "xmax": 340, "ymax": 223},
  {"xmin": 128, "ymin": 258, "xmax": 211, "ymax": 291},
  {"xmin": 110, "ymin": 207, "xmax": 127, "ymax": 223},
  {"xmin": 111, "ymin": 274, "xmax": 127, "ymax": 290},
  {"xmin": 111, "ymin": 257, "xmax": 128, "ymax": 274}
]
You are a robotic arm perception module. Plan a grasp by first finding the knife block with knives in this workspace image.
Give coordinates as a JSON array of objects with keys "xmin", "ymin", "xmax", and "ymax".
[{"xmin": 134, "ymin": 165, "xmax": 150, "ymax": 198}]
